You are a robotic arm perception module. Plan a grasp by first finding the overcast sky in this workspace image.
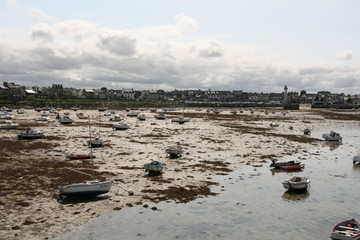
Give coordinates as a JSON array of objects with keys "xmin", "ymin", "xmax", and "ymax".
[{"xmin": 1, "ymin": 0, "xmax": 359, "ymax": 94}]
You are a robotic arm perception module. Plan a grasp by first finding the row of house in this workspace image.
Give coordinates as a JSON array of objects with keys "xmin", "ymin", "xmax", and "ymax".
[{"xmin": 1, "ymin": 82, "xmax": 359, "ymax": 105}]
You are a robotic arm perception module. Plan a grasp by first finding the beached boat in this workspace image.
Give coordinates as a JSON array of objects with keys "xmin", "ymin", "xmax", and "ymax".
[
  {"xmin": 58, "ymin": 116, "xmax": 74, "ymax": 124},
  {"xmin": 303, "ymin": 128, "xmax": 311, "ymax": 135},
  {"xmin": 1, "ymin": 106, "xmax": 12, "ymax": 112},
  {"xmin": 353, "ymin": 155, "xmax": 360, "ymax": 165},
  {"xmin": 0, "ymin": 120, "xmax": 19, "ymax": 129},
  {"xmin": 213, "ymin": 108, "xmax": 221, "ymax": 114},
  {"xmin": 76, "ymin": 112, "xmax": 89, "ymax": 119},
  {"xmin": 323, "ymin": 131, "xmax": 342, "ymax": 141},
  {"xmin": 165, "ymin": 145, "xmax": 183, "ymax": 158},
  {"xmin": 137, "ymin": 114, "xmax": 146, "ymax": 121},
  {"xmin": 144, "ymin": 161, "xmax": 164, "ymax": 174},
  {"xmin": 109, "ymin": 114, "xmax": 124, "ymax": 122},
  {"xmin": 17, "ymin": 128, "xmax": 44, "ymax": 140},
  {"xmin": 66, "ymin": 153, "xmax": 96, "ymax": 160},
  {"xmin": 282, "ymin": 176, "xmax": 310, "ymax": 190},
  {"xmin": 127, "ymin": 112, "xmax": 139, "ymax": 117},
  {"xmin": 154, "ymin": 113, "xmax": 166, "ymax": 120},
  {"xmin": 270, "ymin": 122, "xmax": 280, "ymax": 127},
  {"xmin": 112, "ymin": 123, "xmax": 130, "ymax": 130},
  {"xmin": 16, "ymin": 108, "xmax": 25, "ymax": 114},
  {"xmin": 0, "ymin": 113, "xmax": 13, "ymax": 120},
  {"xmin": 171, "ymin": 115, "xmax": 190, "ymax": 124},
  {"xmin": 59, "ymin": 180, "xmax": 112, "ymax": 199},
  {"xmin": 35, "ymin": 116, "xmax": 49, "ymax": 122},
  {"xmin": 331, "ymin": 219, "xmax": 360, "ymax": 240}
]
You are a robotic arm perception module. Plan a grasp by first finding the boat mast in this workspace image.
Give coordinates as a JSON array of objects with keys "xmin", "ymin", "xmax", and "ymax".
[
  {"xmin": 65, "ymin": 167, "xmax": 94, "ymax": 179},
  {"xmin": 88, "ymin": 116, "xmax": 92, "ymax": 155}
]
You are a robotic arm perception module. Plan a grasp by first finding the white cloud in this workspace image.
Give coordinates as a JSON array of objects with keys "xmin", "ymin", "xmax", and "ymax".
[
  {"xmin": 97, "ymin": 29, "xmax": 137, "ymax": 56},
  {"xmin": 28, "ymin": 8, "xmax": 55, "ymax": 22},
  {"xmin": 54, "ymin": 20, "xmax": 97, "ymax": 40},
  {"xmin": 31, "ymin": 23, "xmax": 53, "ymax": 42},
  {"xmin": 335, "ymin": 50, "xmax": 354, "ymax": 60},
  {"xmin": 175, "ymin": 13, "xmax": 199, "ymax": 31}
]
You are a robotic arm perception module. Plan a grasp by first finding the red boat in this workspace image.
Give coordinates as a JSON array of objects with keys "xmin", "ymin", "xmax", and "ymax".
[
  {"xmin": 279, "ymin": 164, "xmax": 304, "ymax": 171},
  {"xmin": 67, "ymin": 153, "xmax": 96, "ymax": 160}
]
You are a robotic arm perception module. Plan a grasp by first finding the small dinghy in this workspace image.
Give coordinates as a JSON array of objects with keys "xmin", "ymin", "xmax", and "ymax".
[
  {"xmin": 331, "ymin": 219, "xmax": 360, "ymax": 240},
  {"xmin": 282, "ymin": 176, "xmax": 310, "ymax": 190},
  {"xmin": 66, "ymin": 153, "xmax": 96, "ymax": 160}
]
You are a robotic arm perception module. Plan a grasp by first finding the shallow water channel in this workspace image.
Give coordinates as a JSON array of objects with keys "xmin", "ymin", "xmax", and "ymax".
[{"xmin": 57, "ymin": 125, "xmax": 360, "ymax": 240}]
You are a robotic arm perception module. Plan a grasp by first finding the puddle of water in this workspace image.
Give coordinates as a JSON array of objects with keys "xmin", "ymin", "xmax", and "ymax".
[{"xmin": 56, "ymin": 125, "xmax": 360, "ymax": 240}]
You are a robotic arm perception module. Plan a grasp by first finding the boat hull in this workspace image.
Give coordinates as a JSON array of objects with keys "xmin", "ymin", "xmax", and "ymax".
[
  {"xmin": 68, "ymin": 154, "xmax": 96, "ymax": 160},
  {"xmin": 279, "ymin": 164, "xmax": 304, "ymax": 171},
  {"xmin": 331, "ymin": 219, "xmax": 360, "ymax": 240},
  {"xmin": 282, "ymin": 178, "xmax": 310, "ymax": 190},
  {"xmin": 59, "ymin": 181, "xmax": 112, "ymax": 198}
]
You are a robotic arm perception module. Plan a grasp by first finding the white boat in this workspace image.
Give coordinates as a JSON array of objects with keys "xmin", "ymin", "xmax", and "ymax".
[
  {"xmin": 59, "ymin": 180, "xmax": 112, "ymax": 198},
  {"xmin": 322, "ymin": 131, "xmax": 342, "ymax": 141},
  {"xmin": 0, "ymin": 120, "xmax": 19, "ymax": 129},
  {"xmin": 16, "ymin": 108, "xmax": 25, "ymax": 114},
  {"xmin": 282, "ymin": 176, "xmax": 310, "ymax": 190},
  {"xmin": 0, "ymin": 114, "xmax": 13, "ymax": 120},
  {"xmin": 331, "ymin": 219, "xmax": 360, "ymax": 240}
]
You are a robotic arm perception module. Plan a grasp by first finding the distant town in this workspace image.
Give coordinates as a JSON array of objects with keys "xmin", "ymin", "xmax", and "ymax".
[{"xmin": 1, "ymin": 82, "xmax": 360, "ymax": 108}]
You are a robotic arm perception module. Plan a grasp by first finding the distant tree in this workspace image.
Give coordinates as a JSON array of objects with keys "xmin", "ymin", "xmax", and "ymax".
[{"xmin": 300, "ymin": 90, "xmax": 306, "ymax": 96}]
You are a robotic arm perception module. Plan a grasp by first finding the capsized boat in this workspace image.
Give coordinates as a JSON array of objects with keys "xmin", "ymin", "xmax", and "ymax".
[
  {"xmin": 17, "ymin": 128, "xmax": 44, "ymax": 140},
  {"xmin": 323, "ymin": 131, "xmax": 342, "ymax": 141},
  {"xmin": 144, "ymin": 161, "xmax": 164, "ymax": 174},
  {"xmin": 282, "ymin": 176, "xmax": 310, "ymax": 190},
  {"xmin": 331, "ymin": 219, "xmax": 360, "ymax": 240}
]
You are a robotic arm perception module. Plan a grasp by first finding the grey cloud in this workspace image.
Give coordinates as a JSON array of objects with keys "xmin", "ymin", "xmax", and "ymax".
[
  {"xmin": 31, "ymin": 23, "xmax": 53, "ymax": 42},
  {"xmin": 97, "ymin": 30, "xmax": 137, "ymax": 56}
]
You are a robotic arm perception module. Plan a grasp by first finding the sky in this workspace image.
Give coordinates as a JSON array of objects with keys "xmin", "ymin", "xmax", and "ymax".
[{"xmin": 0, "ymin": 0, "xmax": 359, "ymax": 94}]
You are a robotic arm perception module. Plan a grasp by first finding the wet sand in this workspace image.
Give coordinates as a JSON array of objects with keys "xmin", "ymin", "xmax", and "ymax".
[{"xmin": 0, "ymin": 107, "xmax": 359, "ymax": 240}]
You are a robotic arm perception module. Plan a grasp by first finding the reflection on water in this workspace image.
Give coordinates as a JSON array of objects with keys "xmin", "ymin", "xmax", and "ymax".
[
  {"xmin": 326, "ymin": 141, "xmax": 342, "ymax": 151},
  {"xmin": 282, "ymin": 189, "xmax": 310, "ymax": 201}
]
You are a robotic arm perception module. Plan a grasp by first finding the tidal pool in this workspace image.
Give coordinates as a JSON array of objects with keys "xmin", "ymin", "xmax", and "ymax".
[{"xmin": 56, "ymin": 125, "xmax": 360, "ymax": 240}]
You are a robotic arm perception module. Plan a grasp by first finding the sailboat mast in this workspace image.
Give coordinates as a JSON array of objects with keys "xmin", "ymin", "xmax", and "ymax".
[{"xmin": 88, "ymin": 116, "xmax": 93, "ymax": 155}]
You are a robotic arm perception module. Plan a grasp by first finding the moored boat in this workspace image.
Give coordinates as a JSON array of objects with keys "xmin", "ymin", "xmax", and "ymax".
[
  {"xmin": 282, "ymin": 176, "xmax": 310, "ymax": 190},
  {"xmin": 279, "ymin": 164, "xmax": 304, "ymax": 171},
  {"xmin": 154, "ymin": 113, "xmax": 166, "ymax": 120},
  {"xmin": 171, "ymin": 115, "xmax": 190, "ymax": 124},
  {"xmin": 331, "ymin": 219, "xmax": 360, "ymax": 240},
  {"xmin": 270, "ymin": 160, "xmax": 302, "ymax": 169}
]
